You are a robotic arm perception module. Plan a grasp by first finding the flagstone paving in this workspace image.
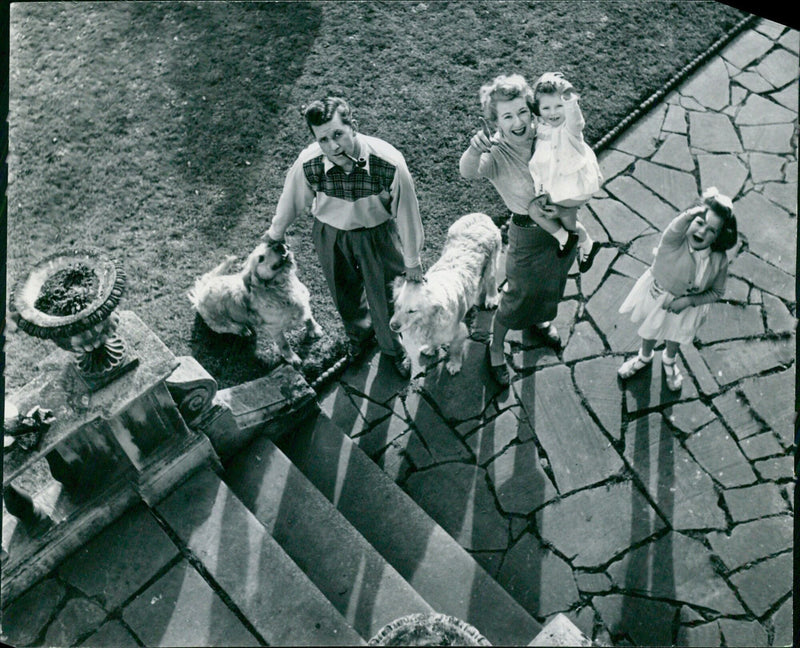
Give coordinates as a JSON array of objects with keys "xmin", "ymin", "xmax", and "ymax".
[{"xmin": 312, "ymin": 17, "xmax": 797, "ymax": 646}]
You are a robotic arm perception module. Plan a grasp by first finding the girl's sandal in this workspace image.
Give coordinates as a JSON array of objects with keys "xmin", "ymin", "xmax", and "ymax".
[
  {"xmin": 662, "ymin": 355, "xmax": 683, "ymax": 391},
  {"xmin": 618, "ymin": 353, "xmax": 652, "ymax": 379}
]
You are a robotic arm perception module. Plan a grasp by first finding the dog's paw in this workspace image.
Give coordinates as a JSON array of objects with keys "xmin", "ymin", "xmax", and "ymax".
[
  {"xmin": 306, "ymin": 320, "xmax": 323, "ymax": 340},
  {"xmin": 445, "ymin": 359, "xmax": 463, "ymax": 375},
  {"xmin": 283, "ymin": 352, "xmax": 303, "ymax": 367},
  {"xmin": 419, "ymin": 344, "xmax": 437, "ymax": 357}
]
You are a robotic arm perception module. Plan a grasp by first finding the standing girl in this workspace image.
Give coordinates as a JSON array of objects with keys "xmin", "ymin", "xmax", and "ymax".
[
  {"xmin": 527, "ymin": 72, "xmax": 603, "ymax": 272},
  {"xmin": 617, "ymin": 187, "xmax": 738, "ymax": 390}
]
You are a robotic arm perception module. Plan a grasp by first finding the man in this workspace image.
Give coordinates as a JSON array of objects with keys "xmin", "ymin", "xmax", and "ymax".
[{"xmin": 265, "ymin": 97, "xmax": 424, "ymax": 379}]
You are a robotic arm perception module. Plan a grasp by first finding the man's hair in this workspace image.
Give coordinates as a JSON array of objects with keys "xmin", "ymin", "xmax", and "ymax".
[
  {"xmin": 303, "ymin": 97, "xmax": 355, "ymax": 135},
  {"xmin": 479, "ymin": 74, "xmax": 535, "ymax": 122}
]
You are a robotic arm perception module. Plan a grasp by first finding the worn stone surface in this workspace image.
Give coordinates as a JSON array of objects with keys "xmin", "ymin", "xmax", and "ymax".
[
  {"xmin": 683, "ymin": 57, "xmax": 731, "ymax": 110},
  {"xmin": 405, "ymin": 463, "xmax": 509, "ymax": 551},
  {"xmin": 728, "ymin": 551, "xmax": 792, "ymax": 617},
  {"xmin": 598, "ymin": 149, "xmax": 635, "ymax": 181},
  {"xmin": 699, "ymin": 337, "xmax": 794, "ymax": 386},
  {"xmin": 611, "ymin": 252, "xmax": 649, "ymax": 280},
  {"xmin": 754, "ymin": 455, "xmax": 794, "ymax": 481},
  {"xmin": 723, "ymin": 275, "xmax": 750, "ymax": 302},
  {"xmin": 689, "ymin": 112, "xmax": 742, "ymax": 152},
  {"xmin": 749, "ymin": 152, "xmax": 787, "ymax": 183},
  {"xmin": 695, "ymin": 303, "xmax": 764, "ymax": 344},
  {"xmin": 497, "ymin": 533, "xmax": 580, "ymax": 618},
  {"xmin": 769, "ymin": 595, "xmax": 794, "ymax": 647},
  {"xmin": 733, "ymin": 190, "xmax": 796, "ymax": 273},
  {"xmin": 624, "ymin": 231, "xmax": 660, "ymax": 264},
  {"xmin": 58, "ymin": 504, "xmax": 179, "ymax": 610},
  {"xmin": 44, "ymin": 597, "xmax": 108, "ymax": 648},
  {"xmin": 585, "ymin": 273, "xmax": 640, "ymax": 353},
  {"xmin": 755, "ymin": 48, "xmax": 798, "ymax": 88},
  {"xmin": 607, "ymin": 532, "xmax": 744, "ymax": 614},
  {"xmin": 487, "ymin": 441, "xmax": 557, "ymax": 514},
  {"xmin": 718, "ymin": 619, "xmax": 769, "ymax": 647},
  {"xmin": 79, "ymin": 620, "xmax": 140, "ymax": 647},
  {"xmin": 123, "ymin": 560, "xmax": 259, "ymax": 647},
  {"xmin": 517, "ymin": 365, "xmax": 623, "ymax": 494},
  {"xmin": 663, "ymin": 399, "xmax": 716, "ymax": 434},
  {"xmin": 403, "ymin": 397, "xmax": 472, "ymax": 465},
  {"xmin": 728, "ymin": 251, "xmax": 796, "ymax": 302},
  {"xmin": 740, "ymin": 367, "xmax": 796, "ymax": 447},
  {"xmin": 632, "ymin": 159, "xmax": 698, "ymax": 210},
  {"xmin": 466, "ymin": 408, "xmax": 526, "ymax": 463},
  {"xmin": 536, "ymin": 481, "xmax": 664, "ymax": 568},
  {"xmin": 592, "ymin": 594, "xmax": 677, "ymax": 646},
  {"xmin": 762, "ymin": 180, "xmax": 798, "ymax": 213},
  {"xmin": 680, "ymin": 342, "xmax": 720, "ymax": 397},
  {"xmin": 684, "ymin": 419, "xmax": 757, "ymax": 487},
  {"xmin": 604, "ymin": 175, "xmax": 676, "ymax": 231},
  {"xmin": 707, "ymin": 515, "xmax": 793, "ymax": 571},
  {"xmin": 722, "ymin": 29, "xmax": 773, "ymax": 69},
  {"xmin": 735, "ymin": 93, "xmax": 796, "ymax": 125},
  {"xmin": 740, "ymin": 123, "xmax": 796, "ymax": 153},
  {"xmin": 574, "ymin": 571, "xmax": 612, "ymax": 593},
  {"xmin": 562, "ymin": 321, "xmax": 605, "ymax": 363},
  {"xmin": 772, "ymin": 82, "xmax": 798, "ymax": 111},
  {"xmin": 662, "ymin": 103, "xmax": 688, "ymax": 133},
  {"xmin": 722, "ymin": 482, "xmax": 789, "ymax": 522},
  {"xmin": 611, "ymin": 104, "xmax": 666, "ymax": 158},
  {"xmin": 697, "ymin": 154, "xmax": 748, "ymax": 200},
  {"xmin": 740, "ymin": 431, "xmax": 784, "ymax": 460},
  {"xmin": 623, "ymin": 352, "xmax": 698, "ymax": 412},
  {"xmin": 625, "ymin": 413, "xmax": 726, "ymax": 530},
  {"xmin": 573, "ymin": 356, "xmax": 624, "ymax": 440},
  {"xmin": 676, "ymin": 621, "xmax": 721, "ymax": 647},
  {"xmin": 0, "ymin": 577, "xmax": 66, "ymax": 647},
  {"xmin": 712, "ymin": 389, "xmax": 763, "ymax": 440},
  {"xmin": 733, "ymin": 70, "xmax": 774, "ymax": 93},
  {"xmin": 651, "ymin": 134, "xmax": 695, "ymax": 171},
  {"xmin": 577, "ymin": 244, "xmax": 618, "ymax": 298}
]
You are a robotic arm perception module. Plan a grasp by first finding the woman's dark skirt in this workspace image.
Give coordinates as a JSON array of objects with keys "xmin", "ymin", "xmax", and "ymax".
[{"xmin": 495, "ymin": 213, "xmax": 577, "ymax": 330}]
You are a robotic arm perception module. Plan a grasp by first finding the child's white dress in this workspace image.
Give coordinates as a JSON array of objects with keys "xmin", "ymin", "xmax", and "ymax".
[
  {"xmin": 529, "ymin": 96, "xmax": 602, "ymax": 204},
  {"xmin": 619, "ymin": 246, "xmax": 712, "ymax": 345}
]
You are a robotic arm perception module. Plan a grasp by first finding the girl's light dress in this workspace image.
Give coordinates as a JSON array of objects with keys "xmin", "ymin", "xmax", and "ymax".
[
  {"xmin": 619, "ymin": 246, "xmax": 712, "ymax": 345},
  {"xmin": 529, "ymin": 96, "xmax": 602, "ymax": 204}
]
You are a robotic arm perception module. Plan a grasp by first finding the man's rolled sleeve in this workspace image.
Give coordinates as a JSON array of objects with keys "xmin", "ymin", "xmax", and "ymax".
[
  {"xmin": 390, "ymin": 161, "xmax": 424, "ymax": 268},
  {"xmin": 267, "ymin": 157, "xmax": 315, "ymax": 240}
]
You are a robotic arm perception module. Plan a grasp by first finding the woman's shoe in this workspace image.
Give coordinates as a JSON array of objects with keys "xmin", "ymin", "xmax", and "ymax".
[
  {"xmin": 618, "ymin": 352, "xmax": 653, "ymax": 379},
  {"xmin": 662, "ymin": 354, "xmax": 683, "ymax": 391},
  {"xmin": 532, "ymin": 322, "xmax": 561, "ymax": 349},
  {"xmin": 485, "ymin": 346, "xmax": 510, "ymax": 387}
]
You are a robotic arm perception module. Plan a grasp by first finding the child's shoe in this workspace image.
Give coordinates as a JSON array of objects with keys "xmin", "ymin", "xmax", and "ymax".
[
  {"xmin": 578, "ymin": 241, "xmax": 601, "ymax": 272},
  {"xmin": 661, "ymin": 352, "xmax": 683, "ymax": 391},
  {"xmin": 618, "ymin": 350, "xmax": 653, "ymax": 379}
]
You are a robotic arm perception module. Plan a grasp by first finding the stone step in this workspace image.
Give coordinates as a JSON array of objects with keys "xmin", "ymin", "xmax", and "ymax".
[
  {"xmin": 155, "ymin": 466, "xmax": 365, "ymax": 646},
  {"xmin": 277, "ymin": 411, "xmax": 544, "ymax": 646},
  {"xmin": 224, "ymin": 434, "xmax": 435, "ymax": 641}
]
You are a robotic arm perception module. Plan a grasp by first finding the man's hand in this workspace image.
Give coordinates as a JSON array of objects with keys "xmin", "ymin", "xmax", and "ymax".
[{"xmin": 404, "ymin": 264, "xmax": 425, "ymax": 283}]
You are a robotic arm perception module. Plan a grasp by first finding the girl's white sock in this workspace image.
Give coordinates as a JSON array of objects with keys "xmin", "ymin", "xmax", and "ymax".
[
  {"xmin": 662, "ymin": 350, "xmax": 677, "ymax": 365},
  {"xmin": 579, "ymin": 233, "xmax": 594, "ymax": 254},
  {"xmin": 553, "ymin": 228, "xmax": 569, "ymax": 247},
  {"xmin": 639, "ymin": 348, "xmax": 654, "ymax": 362}
]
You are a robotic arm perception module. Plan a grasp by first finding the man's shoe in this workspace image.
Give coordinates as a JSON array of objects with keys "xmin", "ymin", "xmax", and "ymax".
[
  {"xmin": 557, "ymin": 232, "xmax": 579, "ymax": 258},
  {"xmin": 485, "ymin": 346, "xmax": 510, "ymax": 387},
  {"xmin": 390, "ymin": 351, "xmax": 412, "ymax": 379},
  {"xmin": 578, "ymin": 241, "xmax": 602, "ymax": 273},
  {"xmin": 532, "ymin": 322, "xmax": 561, "ymax": 349}
]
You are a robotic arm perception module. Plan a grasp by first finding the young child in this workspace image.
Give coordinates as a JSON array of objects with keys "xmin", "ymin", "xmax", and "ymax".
[
  {"xmin": 617, "ymin": 187, "xmax": 738, "ymax": 390},
  {"xmin": 527, "ymin": 72, "xmax": 603, "ymax": 272}
]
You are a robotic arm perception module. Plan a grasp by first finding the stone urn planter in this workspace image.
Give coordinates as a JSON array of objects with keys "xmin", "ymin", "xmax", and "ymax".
[
  {"xmin": 9, "ymin": 248, "xmax": 138, "ymax": 391},
  {"xmin": 368, "ymin": 613, "xmax": 491, "ymax": 646}
]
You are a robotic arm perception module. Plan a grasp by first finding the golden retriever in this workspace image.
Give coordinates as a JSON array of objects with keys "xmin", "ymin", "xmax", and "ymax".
[
  {"xmin": 390, "ymin": 212, "xmax": 501, "ymax": 374},
  {"xmin": 188, "ymin": 240, "xmax": 321, "ymax": 366}
]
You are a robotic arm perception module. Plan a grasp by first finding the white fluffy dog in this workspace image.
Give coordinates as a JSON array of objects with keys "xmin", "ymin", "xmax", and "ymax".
[
  {"xmin": 390, "ymin": 212, "xmax": 501, "ymax": 374},
  {"xmin": 188, "ymin": 240, "xmax": 322, "ymax": 366}
]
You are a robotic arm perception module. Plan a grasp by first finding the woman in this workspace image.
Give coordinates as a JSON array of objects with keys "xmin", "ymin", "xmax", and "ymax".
[{"xmin": 459, "ymin": 73, "xmax": 578, "ymax": 387}]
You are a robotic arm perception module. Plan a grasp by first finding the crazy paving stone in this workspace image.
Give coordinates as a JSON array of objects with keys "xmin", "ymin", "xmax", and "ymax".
[
  {"xmin": 728, "ymin": 551, "xmax": 793, "ymax": 617},
  {"xmin": 762, "ymin": 180, "xmax": 798, "ymax": 213},
  {"xmin": 682, "ymin": 56, "xmax": 731, "ymax": 111},
  {"xmin": 352, "ymin": 402, "xmax": 412, "ymax": 460},
  {"xmin": 604, "ymin": 175, "xmax": 677, "ymax": 231},
  {"xmin": 651, "ymin": 134, "xmax": 695, "ymax": 171},
  {"xmin": 739, "ymin": 193, "xmax": 792, "ymax": 263},
  {"xmin": 607, "ymin": 532, "xmax": 744, "ymax": 614},
  {"xmin": 680, "ymin": 95, "xmax": 707, "ymax": 112},
  {"xmin": 122, "ymin": 560, "xmax": 259, "ymax": 647},
  {"xmin": 598, "ymin": 149, "xmax": 635, "ymax": 182},
  {"xmin": 754, "ymin": 455, "xmax": 794, "ymax": 481},
  {"xmin": 376, "ymin": 433, "xmax": 414, "ymax": 483},
  {"xmin": 404, "ymin": 394, "xmax": 472, "ymax": 464},
  {"xmin": 79, "ymin": 620, "xmax": 139, "ymax": 647},
  {"xmin": 675, "ymin": 621, "xmax": 721, "ymax": 647},
  {"xmin": 44, "ymin": 597, "xmax": 108, "ymax": 648},
  {"xmin": 740, "ymin": 367, "xmax": 796, "ymax": 447},
  {"xmin": 739, "ymin": 431, "xmax": 784, "ymax": 460},
  {"xmin": 318, "ymin": 384, "xmax": 369, "ymax": 437},
  {"xmin": 516, "ymin": 365, "xmax": 623, "ymax": 493},
  {"xmin": 771, "ymin": 82, "xmax": 798, "ymax": 111},
  {"xmin": 720, "ymin": 620, "xmax": 770, "ymax": 647},
  {"xmin": 611, "ymin": 252, "xmax": 649, "ymax": 280},
  {"xmin": 625, "ymin": 413, "xmax": 726, "ymax": 530},
  {"xmin": 535, "ymin": 481, "xmax": 664, "ymax": 568},
  {"xmin": 562, "ymin": 321, "xmax": 605, "ymax": 363},
  {"xmin": 749, "ymin": 152, "xmax": 786, "ymax": 183},
  {"xmin": 735, "ymin": 93, "xmax": 797, "ymax": 124},
  {"xmin": 497, "ymin": 533, "xmax": 580, "ymax": 618},
  {"xmin": 699, "ymin": 337, "xmax": 794, "ymax": 386},
  {"xmin": 58, "ymin": 504, "xmax": 179, "ymax": 610},
  {"xmin": 610, "ymin": 104, "xmax": 666, "ymax": 158},
  {"xmin": 778, "ymin": 27, "xmax": 799, "ymax": 52},
  {"xmin": 680, "ymin": 342, "xmax": 719, "ymax": 397},
  {"xmin": 697, "ymin": 154, "xmax": 748, "ymax": 200},
  {"xmin": 755, "ymin": 18, "xmax": 787, "ymax": 38},
  {"xmin": 585, "ymin": 273, "xmax": 640, "ymax": 353},
  {"xmin": 592, "ymin": 594, "xmax": 677, "ymax": 646},
  {"xmin": 0, "ymin": 577, "xmax": 66, "ymax": 647},
  {"xmin": 487, "ymin": 440, "xmax": 558, "ymax": 514},
  {"xmin": 689, "ymin": 112, "xmax": 742, "ymax": 152},
  {"xmin": 707, "ymin": 515, "xmax": 793, "ymax": 571},
  {"xmin": 733, "ymin": 70, "xmax": 775, "ymax": 93},
  {"xmin": 723, "ymin": 276, "xmax": 750, "ymax": 302},
  {"xmin": 769, "ymin": 595, "xmax": 793, "ymax": 647},
  {"xmin": 684, "ymin": 419, "xmax": 757, "ymax": 487},
  {"xmin": 740, "ymin": 123, "xmax": 796, "ymax": 153},
  {"xmin": 418, "ymin": 339, "xmax": 495, "ymax": 422},
  {"xmin": 723, "ymin": 482, "xmax": 789, "ymax": 522},
  {"xmin": 729, "ymin": 251, "xmax": 795, "ymax": 302},
  {"xmin": 575, "ymin": 571, "xmax": 612, "ymax": 593},
  {"xmin": 679, "ymin": 605, "xmax": 705, "ymax": 624},
  {"xmin": 404, "ymin": 463, "xmax": 509, "ymax": 551},
  {"xmin": 467, "ymin": 408, "xmax": 528, "ymax": 463},
  {"xmin": 586, "ymin": 198, "xmax": 651, "ymax": 244},
  {"xmin": 755, "ymin": 48, "xmax": 798, "ymax": 89},
  {"xmin": 578, "ymin": 245, "xmax": 617, "ymax": 298},
  {"xmin": 721, "ymin": 29, "xmax": 773, "ymax": 69},
  {"xmin": 625, "ymin": 231, "xmax": 660, "ymax": 264},
  {"xmin": 712, "ymin": 389, "xmax": 763, "ymax": 440},
  {"xmin": 574, "ymin": 356, "xmax": 624, "ymax": 440},
  {"xmin": 662, "ymin": 103, "xmax": 688, "ymax": 133},
  {"xmin": 623, "ymin": 351, "xmax": 698, "ymax": 411},
  {"xmin": 577, "ymin": 206, "xmax": 609, "ymax": 244},
  {"xmin": 566, "ymin": 606, "xmax": 597, "ymax": 640},
  {"xmin": 695, "ymin": 303, "xmax": 764, "ymax": 344},
  {"xmin": 663, "ymin": 399, "xmax": 716, "ymax": 434}
]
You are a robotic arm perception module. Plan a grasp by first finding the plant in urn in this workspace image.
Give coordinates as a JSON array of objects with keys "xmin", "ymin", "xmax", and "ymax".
[{"xmin": 9, "ymin": 248, "xmax": 138, "ymax": 391}]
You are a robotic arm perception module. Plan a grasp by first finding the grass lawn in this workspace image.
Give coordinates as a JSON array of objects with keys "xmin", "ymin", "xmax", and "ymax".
[{"xmin": 5, "ymin": 1, "xmax": 749, "ymax": 391}]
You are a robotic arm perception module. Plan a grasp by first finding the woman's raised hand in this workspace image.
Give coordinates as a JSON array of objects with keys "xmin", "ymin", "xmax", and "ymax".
[{"xmin": 469, "ymin": 128, "xmax": 494, "ymax": 153}]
